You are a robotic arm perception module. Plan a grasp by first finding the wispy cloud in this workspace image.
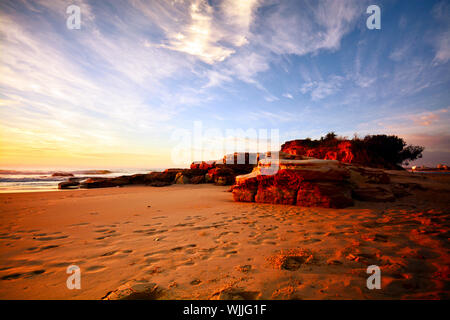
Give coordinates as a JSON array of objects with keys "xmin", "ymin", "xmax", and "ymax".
[
  {"xmin": 300, "ymin": 75, "xmax": 345, "ymax": 100},
  {"xmin": 253, "ymin": 0, "xmax": 365, "ymax": 56},
  {"xmin": 0, "ymin": 0, "xmax": 449, "ymax": 167},
  {"xmin": 431, "ymin": 1, "xmax": 450, "ymax": 64}
]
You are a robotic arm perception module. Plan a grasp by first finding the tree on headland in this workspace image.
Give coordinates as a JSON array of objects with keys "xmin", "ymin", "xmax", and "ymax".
[
  {"xmin": 282, "ymin": 133, "xmax": 424, "ymax": 169},
  {"xmin": 324, "ymin": 132, "xmax": 337, "ymax": 141},
  {"xmin": 353, "ymin": 134, "xmax": 424, "ymax": 167}
]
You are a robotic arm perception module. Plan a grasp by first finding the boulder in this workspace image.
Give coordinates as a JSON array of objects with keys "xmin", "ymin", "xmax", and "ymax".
[
  {"xmin": 109, "ymin": 175, "xmax": 132, "ymax": 186},
  {"xmin": 145, "ymin": 171, "xmax": 177, "ymax": 184},
  {"xmin": 205, "ymin": 173, "xmax": 213, "ymax": 183},
  {"xmin": 58, "ymin": 180, "xmax": 80, "ymax": 189},
  {"xmin": 208, "ymin": 167, "xmax": 235, "ymax": 185},
  {"xmin": 190, "ymin": 161, "xmax": 216, "ymax": 170},
  {"xmin": 215, "ymin": 176, "xmax": 231, "ymax": 186},
  {"xmin": 128, "ymin": 174, "xmax": 147, "ymax": 184},
  {"xmin": 199, "ymin": 161, "xmax": 216, "ymax": 170},
  {"xmin": 232, "ymin": 173, "xmax": 258, "ymax": 202},
  {"xmin": 80, "ymin": 178, "xmax": 116, "ymax": 189},
  {"xmin": 175, "ymin": 172, "xmax": 190, "ymax": 184}
]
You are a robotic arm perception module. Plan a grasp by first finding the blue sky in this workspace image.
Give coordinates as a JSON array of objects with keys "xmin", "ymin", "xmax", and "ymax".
[{"xmin": 0, "ymin": 0, "xmax": 449, "ymax": 168}]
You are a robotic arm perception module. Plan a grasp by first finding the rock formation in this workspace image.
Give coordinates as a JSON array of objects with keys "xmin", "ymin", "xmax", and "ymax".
[
  {"xmin": 231, "ymin": 157, "xmax": 409, "ymax": 208},
  {"xmin": 281, "ymin": 139, "xmax": 372, "ymax": 167},
  {"xmin": 58, "ymin": 159, "xmax": 256, "ymax": 189},
  {"xmin": 58, "ymin": 136, "xmax": 422, "ymax": 210},
  {"xmin": 281, "ymin": 135, "xmax": 424, "ymax": 170}
]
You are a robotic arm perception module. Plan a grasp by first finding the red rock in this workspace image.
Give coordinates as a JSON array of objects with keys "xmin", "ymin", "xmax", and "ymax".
[
  {"xmin": 175, "ymin": 172, "xmax": 190, "ymax": 184},
  {"xmin": 296, "ymin": 181, "xmax": 353, "ymax": 208},
  {"xmin": 190, "ymin": 161, "xmax": 216, "ymax": 170},
  {"xmin": 232, "ymin": 185, "xmax": 257, "ymax": 202},
  {"xmin": 232, "ymin": 172, "xmax": 259, "ymax": 202},
  {"xmin": 254, "ymin": 170, "xmax": 303, "ymax": 205},
  {"xmin": 208, "ymin": 167, "xmax": 235, "ymax": 185},
  {"xmin": 190, "ymin": 162, "xmax": 200, "ymax": 169},
  {"xmin": 231, "ymin": 160, "xmax": 356, "ymax": 208},
  {"xmin": 281, "ymin": 139, "xmax": 374, "ymax": 168}
]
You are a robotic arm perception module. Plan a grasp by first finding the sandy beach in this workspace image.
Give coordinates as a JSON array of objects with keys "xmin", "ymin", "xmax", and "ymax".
[{"xmin": 0, "ymin": 174, "xmax": 449, "ymax": 300}]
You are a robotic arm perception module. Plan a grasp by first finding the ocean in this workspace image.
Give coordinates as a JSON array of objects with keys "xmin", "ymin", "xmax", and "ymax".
[{"xmin": 0, "ymin": 167, "xmax": 168, "ymax": 193}]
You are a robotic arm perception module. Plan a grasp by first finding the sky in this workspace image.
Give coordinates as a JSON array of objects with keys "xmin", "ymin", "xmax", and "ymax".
[{"xmin": 0, "ymin": 0, "xmax": 449, "ymax": 168}]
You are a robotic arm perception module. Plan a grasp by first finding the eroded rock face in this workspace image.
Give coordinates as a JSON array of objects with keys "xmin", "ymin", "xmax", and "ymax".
[
  {"xmin": 232, "ymin": 174, "xmax": 258, "ymax": 202},
  {"xmin": 297, "ymin": 181, "xmax": 353, "ymax": 208},
  {"xmin": 254, "ymin": 170, "xmax": 302, "ymax": 205},
  {"xmin": 233, "ymin": 160, "xmax": 353, "ymax": 208},
  {"xmin": 281, "ymin": 139, "xmax": 377, "ymax": 168},
  {"xmin": 208, "ymin": 167, "xmax": 235, "ymax": 185},
  {"xmin": 232, "ymin": 159, "xmax": 403, "ymax": 208}
]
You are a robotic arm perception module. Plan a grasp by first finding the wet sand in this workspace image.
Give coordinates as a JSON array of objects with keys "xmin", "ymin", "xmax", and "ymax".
[{"xmin": 0, "ymin": 178, "xmax": 449, "ymax": 299}]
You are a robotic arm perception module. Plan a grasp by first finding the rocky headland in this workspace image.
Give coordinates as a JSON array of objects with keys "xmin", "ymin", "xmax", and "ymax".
[{"xmin": 58, "ymin": 134, "xmax": 428, "ymax": 209}]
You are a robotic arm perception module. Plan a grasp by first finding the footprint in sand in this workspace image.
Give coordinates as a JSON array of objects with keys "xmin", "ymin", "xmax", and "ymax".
[
  {"xmin": 152, "ymin": 216, "xmax": 168, "ymax": 220},
  {"xmin": 0, "ymin": 234, "xmax": 21, "ymax": 240},
  {"xmin": 171, "ymin": 244, "xmax": 197, "ymax": 251},
  {"xmin": 95, "ymin": 234, "xmax": 119, "ymax": 240},
  {"xmin": 86, "ymin": 265, "xmax": 106, "ymax": 273},
  {"xmin": 1, "ymin": 269, "xmax": 45, "ymax": 280},
  {"xmin": 301, "ymin": 238, "xmax": 321, "ymax": 244},
  {"xmin": 69, "ymin": 222, "xmax": 90, "ymax": 227},
  {"xmin": 101, "ymin": 250, "xmax": 119, "ymax": 257},
  {"xmin": 190, "ymin": 279, "xmax": 201, "ymax": 285},
  {"xmin": 34, "ymin": 235, "xmax": 68, "ymax": 241}
]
